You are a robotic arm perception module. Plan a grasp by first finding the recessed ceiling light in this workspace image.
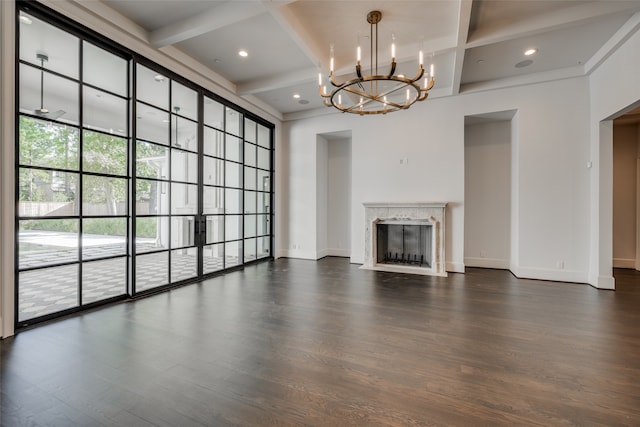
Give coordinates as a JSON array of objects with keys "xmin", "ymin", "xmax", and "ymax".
[
  {"xmin": 515, "ymin": 59, "xmax": 534, "ymax": 68},
  {"xmin": 293, "ymin": 93, "xmax": 301, "ymax": 99},
  {"xmin": 238, "ymin": 50, "xmax": 248, "ymax": 58},
  {"xmin": 524, "ymin": 48, "xmax": 537, "ymax": 56},
  {"xmin": 19, "ymin": 15, "xmax": 32, "ymax": 25}
]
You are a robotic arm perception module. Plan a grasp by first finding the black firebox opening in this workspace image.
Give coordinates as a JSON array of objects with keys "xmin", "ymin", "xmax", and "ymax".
[{"xmin": 376, "ymin": 224, "xmax": 432, "ymax": 268}]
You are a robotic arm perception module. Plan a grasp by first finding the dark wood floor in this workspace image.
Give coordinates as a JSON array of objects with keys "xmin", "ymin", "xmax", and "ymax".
[{"xmin": 2, "ymin": 258, "xmax": 640, "ymax": 426}]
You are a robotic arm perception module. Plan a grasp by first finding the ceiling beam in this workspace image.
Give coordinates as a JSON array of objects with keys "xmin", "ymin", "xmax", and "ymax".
[
  {"xmin": 268, "ymin": 5, "xmax": 327, "ymax": 72},
  {"xmin": 467, "ymin": 1, "xmax": 640, "ymax": 49},
  {"xmin": 238, "ymin": 67, "xmax": 317, "ymax": 95},
  {"xmin": 451, "ymin": 0, "xmax": 473, "ymax": 95},
  {"xmin": 149, "ymin": 0, "xmax": 295, "ymax": 48}
]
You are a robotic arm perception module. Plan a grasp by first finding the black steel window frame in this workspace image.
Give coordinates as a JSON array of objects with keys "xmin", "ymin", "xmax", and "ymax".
[{"xmin": 13, "ymin": 0, "xmax": 275, "ymax": 328}]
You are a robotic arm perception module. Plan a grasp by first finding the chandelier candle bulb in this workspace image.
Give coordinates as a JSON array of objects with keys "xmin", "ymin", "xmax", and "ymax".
[
  {"xmin": 419, "ymin": 51, "xmax": 424, "ymax": 66},
  {"xmin": 430, "ymin": 63, "xmax": 434, "ymax": 78},
  {"xmin": 392, "ymin": 42, "xmax": 396, "ymax": 60},
  {"xmin": 318, "ymin": 73, "xmax": 322, "ymax": 86},
  {"xmin": 330, "ymin": 57, "xmax": 334, "ymax": 73},
  {"xmin": 357, "ymin": 46, "xmax": 361, "ymax": 63}
]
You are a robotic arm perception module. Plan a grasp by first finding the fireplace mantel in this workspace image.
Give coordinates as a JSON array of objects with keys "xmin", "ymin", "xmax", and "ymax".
[{"xmin": 361, "ymin": 202, "xmax": 447, "ymax": 276}]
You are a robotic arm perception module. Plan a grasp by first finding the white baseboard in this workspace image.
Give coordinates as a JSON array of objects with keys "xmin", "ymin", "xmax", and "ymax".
[
  {"xmin": 596, "ymin": 275, "xmax": 615, "ymax": 290},
  {"xmin": 446, "ymin": 262, "xmax": 465, "ymax": 273},
  {"xmin": 278, "ymin": 249, "xmax": 319, "ymax": 260},
  {"xmin": 326, "ymin": 248, "xmax": 350, "ymax": 257},
  {"xmin": 513, "ymin": 266, "xmax": 588, "ymax": 284},
  {"xmin": 464, "ymin": 257, "xmax": 509, "ymax": 269},
  {"xmin": 613, "ymin": 258, "xmax": 635, "ymax": 269}
]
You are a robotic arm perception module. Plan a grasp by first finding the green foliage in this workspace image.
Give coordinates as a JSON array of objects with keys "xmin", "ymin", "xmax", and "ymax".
[
  {"xmin": 83, "ymin": 218, "xmax": 126, "ymax": 236},
  {"xmin": 20, "ymin": 219, "xmax": 77, "ymax": 233},
  {"xmin": 136, "ymin": 217, "xmax": 160, "ymax": 238}
]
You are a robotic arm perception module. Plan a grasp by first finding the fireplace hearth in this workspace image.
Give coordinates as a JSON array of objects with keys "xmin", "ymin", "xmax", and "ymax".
[{"xmin": 362, "ymin": 202, "xmax": 447, "ymax": 276}]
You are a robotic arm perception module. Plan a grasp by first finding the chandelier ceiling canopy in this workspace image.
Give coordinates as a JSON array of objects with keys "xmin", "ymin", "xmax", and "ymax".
[{"xmin": 318, "ymin": 10, "xmax": 435, "ymax": 115}]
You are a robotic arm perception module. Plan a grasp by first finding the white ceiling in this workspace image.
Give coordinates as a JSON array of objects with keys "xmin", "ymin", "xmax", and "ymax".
[{"xmin": 73, "ymin": 0, "xmax": 640, "ymax": 118}]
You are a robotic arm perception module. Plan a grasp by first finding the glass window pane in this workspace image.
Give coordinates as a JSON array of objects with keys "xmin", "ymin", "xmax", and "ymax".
[
  {"xmin": 171, "ymin": 149, "xmax": 198, "ymax": 183},
  {"xmin": 84, "ymin": 87, "xmax": 127, "ymax": 137},
  {"xmin": 171, "ymin": 216, "xmax": 195, "ymax": 249},
  {"xmin": 171, "ymin": 82, "xmax": 197, "ymax": 121},
  {"xmin": 136, "ymin": 64, "xmax": 169, "ymax": 110},
  {"xmin": 19, "ymin": 264, "xmax": 79, "ymax": 322},
  {"xmin": 244, "ymin": 191, "xmax": 256, "ymax": 214},
  {"xmin": 257, "ymin": 170, "xmax": 271, "ymax": 193},
  {"xmin": 257, "ymin": 191, "xmax": 270, "ymax": 214},
  {"xmin": 136, "ymin": 141, "xmax": 169, "ymax": 179},
  {"xmin": 225, "ymin": 189, "xmax": 242, "ymax": 214},
  {"xmin": 244, "ymin": 119, "xmax": 257, "ymax": 143},
  {"xmin": 171, "ymin": 116, "xmax": 198, "ymax": 152},
  {"xmin": 257, "ymin": 124, "xmax": 270, "ymax": 148},
  {"xmin": 244, "ymin": 237, "xmax": 257, "ymax": 262},
  {"xmin": 203, "ymin": 243, "xmax": 224, "ymax": 274},
  {"xmin": 83, "ymin": 258, "xmax": 126, "ymax": 304},
  {"xmin": 258, "ymin": 236, "xmax": 270, "ymax": 259},
  {"xmin": 19, "ymin": 116, "xmax": 79, "ymax": 170},
  {"xmin": 137, "ymin": 102, "xmax": 169, "ymax": 145},
  {"xmin": 257, "ymin": 214, "xmax": 269, "ymax": 236},
  {"xmin": 82, "ymin": 218, "xmax": 126, "ymax": 259},
  {"xmin": 171, "ymin": 183, "xmax": 197, "ymax": 215},
  {"xmin": 203, "ymin": 186, "xmax": 224, "ymax": 214},
  {"xmin": 225, "ymin": 241, "xmax": 242, "ymax": 268},
  {"xmin": 136, "ymin": 216, "xmax": 169, "ymax": 253},
  {"xmin": 19, "ymin": 168, "xmax": 78, "ymax": 215},
  {"xmin": 18, "ymin": 219, "xmax": 79, "ymax": 269},
  {"xmin": 83, "ymin": 131, "xmax": 127, "ymax": 176},
  {"xmin": 171, "ymin": 247, "xmax": 197, "ymax": 283},
  {"xmin": 244, "ymin": 167, "xmax": 257, "ymax": 190},
  {"xmin": 19, "ymin": 64, "xmax": 80, "ymax": 125},
  {"xmin": 205, "ymin": 216, "xmax": 224, "ymax": 244},
  {"xmin": 136, "ymin": 179, "xmax": 169, "ymax": 215},
  {"xmin": 225, "ymin": 215, "xmax": 241, "ymax": 241},
  {"xmin": 204, "ymin": 127, "xmax": 224, "ymax": 158},
  {"xmin": 244, "ymin": 216, "xmax": 256, "ymax": 238},
  {"xmin": 203, "ymin": 157, "xmax": 223, "ymax": 186},
  {"xmin": 225, "ymin": 161, "xmax": 241, "ymax": 188},
  {"xmin": 136, "ymin": 252, "xmax": 168, "ymax": 292},
  {"xmin": 204, "ymin": 97, "xmax": 223, "ymax": 129},
  {"xmin": 225, "ymin": 135, "xmax": 242, "ymax": 162},
  {"xmin": 19, "ymin": 14, "xmax": 80, "ymax": 79},
  {"xmin": 83, "ymin": 41, "xmax": 127, "ymax": 96},
  {"xmin": 257, "ymin": 147, "xmax": 270, "ymax": 170},
  {"xmin": 244, "ymin": 143, "xmax": 256, "ymax": 167},
  {"xmin": 225, "ymin": 107, "xmax": 242, "ymax": 136},
  {"xmin": 83, "ymin": 176, "xmax": 127, "ymax": 216}
]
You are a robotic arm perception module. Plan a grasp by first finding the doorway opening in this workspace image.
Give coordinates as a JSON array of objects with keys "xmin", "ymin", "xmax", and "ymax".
[{"xmin": 316, "ymin": 131, "xmax": 352, "ymax": 259}]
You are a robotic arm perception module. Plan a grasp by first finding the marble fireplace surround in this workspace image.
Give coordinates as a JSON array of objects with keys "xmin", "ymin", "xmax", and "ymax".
[{"xmin": 361, "ymin": 202, "xmax": 447, "ymax": 277}]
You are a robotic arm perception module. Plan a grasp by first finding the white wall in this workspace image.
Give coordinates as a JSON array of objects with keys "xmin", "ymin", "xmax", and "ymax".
[
  {"xmin": 326, "ymin": 139, "xmax": 352, "ymax": 257},
  {"xmin": 612, "ymin": 124, "xmax": 638, "ymax": 268},
  {"xmin": 1, "ymin": 0, "xmax": 16, "ymax": 338},
  {"xmin": 464, "ymin": 121, "xmax": 511, "ymax": 269},
  {"xmin": 316, "ymin": 136, "xmax": 328, "ymax": 256},
  {"xmin": 589, "ymin": 13, "xmax": 640, "ymax": 288},
  {"xmin": 283, "ymin": 76, "xmax": 591, "ymax": 282}
]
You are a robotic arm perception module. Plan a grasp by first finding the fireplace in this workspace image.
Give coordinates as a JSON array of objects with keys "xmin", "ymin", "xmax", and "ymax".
[{"xmin": 362, "ymin": 203, "xmax": 447, "ymax": 276}]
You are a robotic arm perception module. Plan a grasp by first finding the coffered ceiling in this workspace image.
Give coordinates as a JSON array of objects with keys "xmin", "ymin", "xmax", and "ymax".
[{"xmin": 83, "ymin": 0, "xmax": 640, "ymax": 119}]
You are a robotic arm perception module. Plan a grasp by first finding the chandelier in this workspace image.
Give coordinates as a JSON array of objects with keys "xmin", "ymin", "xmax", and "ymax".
[{"xmin": 318, "ymin": 10, "xmax": 435, "ymax": 115}]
